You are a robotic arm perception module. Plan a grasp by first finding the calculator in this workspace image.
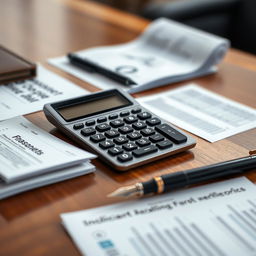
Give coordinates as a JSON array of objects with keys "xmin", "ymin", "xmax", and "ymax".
[{"xmin": 43, "ymin": 89, "xmax": 196, "ymax": 171}]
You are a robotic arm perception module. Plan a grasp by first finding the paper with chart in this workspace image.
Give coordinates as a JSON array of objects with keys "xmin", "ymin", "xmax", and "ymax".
[
  {"xmin": 0, "ymin": 65, "xmax": 88, "ymax": 121},
  {"xmin": 138, "ymin": 84, "xmax": 256, "ymax": 142},
  {"xmin": 0, "ymin": 116, "xmax": 96, "ymax": 183},
  {"xmin": 61, "ymin": 177, "xmax": 256, "ymax": 256},
  {"xmin": 49, "ymin": 18, "xmax": 229, "ymax": 93}
]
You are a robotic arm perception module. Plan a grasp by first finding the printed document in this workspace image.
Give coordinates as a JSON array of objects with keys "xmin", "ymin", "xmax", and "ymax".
[
  {"xmin": 0, "ymin": 65, "xmax": 88, "ymax": 121},
  {"xmin": 0, "ymin": 161, "xmax": 95, "ymax": 199},
  {"xmin": 49, "ymin": 18, "xmax": 229, "ymax": 93},
  {"xmin": 138, "ymin": 84, "xmax": 256, "ymax": 142},
  {"xmin": 0, "ymin": 116, "xmax": 96, "ymax": 182},
  {"xmin": 61, "ymin": 177, "xmax": 256, "ymax": 256}
]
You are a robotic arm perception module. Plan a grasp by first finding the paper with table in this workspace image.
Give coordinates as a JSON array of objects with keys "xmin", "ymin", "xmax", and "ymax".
[
  {"xmin": 49, "ymin": 18, "xmax": 229, "ymax": 93},
  {"xmin": 61, "ymin": 177, "xmax": 256, "ymax": 256},
  {"xmin": 138, "ymin": 84, "xmax": 256, "ymax": 142},
  {"xmin": 0, "ymin": 65, "xmax": 88, "ymax": 121},
  {"xmin": 0, "ymin": 116, "xmax": 96, "ymax": 198}
]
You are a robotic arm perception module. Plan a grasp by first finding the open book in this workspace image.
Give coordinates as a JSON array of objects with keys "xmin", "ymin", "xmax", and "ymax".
[{"xmin": 49, "ymin": 18, "xmax": 229, "ymax": 93}]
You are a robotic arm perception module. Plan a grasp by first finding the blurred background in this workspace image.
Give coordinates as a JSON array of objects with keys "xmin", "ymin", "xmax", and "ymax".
[{"xmin": 90, "ymin": 0, "xmax": 256, "ymax": 55}]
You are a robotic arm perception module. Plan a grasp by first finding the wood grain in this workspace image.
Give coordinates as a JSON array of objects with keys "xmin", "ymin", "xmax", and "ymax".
[{"xmin": 0, "ymin": 0, "xmax": 256, "ymax": 255}]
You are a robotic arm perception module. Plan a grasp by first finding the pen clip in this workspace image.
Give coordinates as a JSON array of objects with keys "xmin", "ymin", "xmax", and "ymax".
[{"xmin": 249, "ymin": 150, "xmax": 256, "ymax": 156}]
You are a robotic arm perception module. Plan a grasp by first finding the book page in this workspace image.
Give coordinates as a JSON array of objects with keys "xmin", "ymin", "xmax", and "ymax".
[
  {"xmin": 0, "ymin": 116, "xmax": 95, "ymax": 182},
  {"xmin": 0, "ymin": 65, "xmax": 88, "ymax": 121},
  {"xmin": 138, "ymin": 84, "xmax": 256, "ymax": 142},
  {"xmin": 61, "ymin": 177, "xmax": 256, "ymax": 256}
]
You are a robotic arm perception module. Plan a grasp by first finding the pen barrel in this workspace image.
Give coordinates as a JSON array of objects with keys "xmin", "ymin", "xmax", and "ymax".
[
  {"xmin": 143, "ymin": 173, "xmax": 188, "ymax": 194},
  {"xmin": 186, "ymin": 155, "xmax": 256, "ymax": 184}
]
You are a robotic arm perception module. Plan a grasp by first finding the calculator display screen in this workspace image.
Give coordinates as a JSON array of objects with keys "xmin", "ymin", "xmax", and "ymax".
[{"xmin": 57, "ymin": 92, "xmax": 132, "ymax": 121}]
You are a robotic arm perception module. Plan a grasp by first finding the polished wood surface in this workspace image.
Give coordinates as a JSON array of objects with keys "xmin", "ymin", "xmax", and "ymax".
[{"xmin": 0, "ymin": 0, "xmax": 256, "ymax": 255}]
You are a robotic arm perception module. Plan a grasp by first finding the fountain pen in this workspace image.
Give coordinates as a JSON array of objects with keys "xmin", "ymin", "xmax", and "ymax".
[{"xmin": 108, "ymin": 150, "xmax": 256, "ymax": 198}]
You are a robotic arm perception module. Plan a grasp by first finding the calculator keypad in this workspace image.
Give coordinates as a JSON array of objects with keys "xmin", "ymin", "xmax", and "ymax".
[{"xmin": 72, "ymin": 107, "xmax": 189, "ymax": 167}]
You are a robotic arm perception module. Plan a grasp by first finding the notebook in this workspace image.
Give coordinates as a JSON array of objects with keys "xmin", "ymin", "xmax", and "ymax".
[{"xmin": 0, "ymin": 45, "xmax": 36, "ymax": 84}]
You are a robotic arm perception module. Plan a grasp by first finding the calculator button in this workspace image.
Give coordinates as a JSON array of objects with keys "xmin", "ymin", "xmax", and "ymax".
[
  {"xmin": 113, "ymin": 136, "xmax": 128, "ymax": 145},
  {"xmin": 85, "ymin": 120, "xmax": 95, "ymax": 126},
  {"xmin": 149, "ymin": 134, "xmax": 164, "ymax": 143},
  {"xmin": 133, "ymin": 145, "xmax": 158, "ymax": 157},
  {"xmin": 73, "ymin": 123, "xmax": 84, "ymax": 130},
  {"xmin": 97, "ymin": 117, "xmax": 107, "ymax": 123},
  {"xmin": 117, "ymin": 153, "xmax": 133, "ymax": 162},
  {"xmin": 108, "ymin": 114, "xmax": 118, "ymax": 120},
  {"xmin": 99, "ymin": 140, "xmax": 114, "ymax": 149},
  {"xmin": 81, "ymin": 127, "xmax": 96, "ymax": 136},
  {"xmin": 127, "ymin": 132, "xmax": 142, "ymax": 141},
  {"xmin": 124, "ymin": 115, "xmax": 138, "ymax": 124},
  {"xmin": 96, "ymin": 123, "xmax": 111, "ymax": 132},
  {"xmin": 110, "ymin": 119, "xmax": 125, "ymax": 128},
  {"xmin": 146, "ymin": 118, "xmax": 161, "ymax": 126},
  {"xmin": 120, "ymin": 111, "xmax": 130, "ymax": 117},
  {"xmin": 132, "ymin": 122, "xmax": 146, "ymax": 130},
  {"xmin": 141, "ymin": 128, "xmax": 155, "ymax": 136},
  {"xmin": 137, "ymin": 112, "xmax": 152, "ymax": 120},
  {"xmin": 90, "ymin": 134, "xmax": 106, "ymax": 143},
  {"xmin": 156, "ymin": 140, "xmax": 173, "ymax": 149},
  {"xmin": 108, "ymin": 146, "xmax": 123, "ymax": 156},
  {"xmin": 155, "ymin": 124, "xmax": 187, "ymax": 144},
  {"xmin": 136, "ymin": 138, "xmax": 150, "ymax": 147},
  {"xmin": 105, "ymin": 130, "xmax": 119, "ymax": 138},
  {"xmin": 131, "ymin": 107, "xmax": 142, "ymax": 114},
  {"xmin": 122, "ymin": 142, "xmax": 137, "ymax": 151},
  {"xmin": 118, "ymin": 125, "xmax": 133, "ymax": 134}
]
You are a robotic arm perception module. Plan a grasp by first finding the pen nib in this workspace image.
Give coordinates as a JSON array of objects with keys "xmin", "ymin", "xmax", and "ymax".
[{"xmin": 107, "ymin": 183, "xmax": 143, "ymax": 198}]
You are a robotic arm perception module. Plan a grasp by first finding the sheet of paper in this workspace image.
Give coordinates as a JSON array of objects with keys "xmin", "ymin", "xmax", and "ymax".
[
  {"xmin": 137, "ymin": 84, "xmax": 256, "ymax": 142},
  {"xmin": 61, "ymin": 177, "xmax": 256, "ymax": 256},
  {"xmin": 0, "ymin": 65, "xmax": 88, "ymax": 121},
  {"xmin": 0, "ymin": 161, "xmax": 95, "ymax": 199},
  {"xmin": 49, "ymin": 18, "xmax": 229, "ymax": 93},
  {"xmin": 0, "ymin": 116, "xmax": 96, "ymax": 182}
]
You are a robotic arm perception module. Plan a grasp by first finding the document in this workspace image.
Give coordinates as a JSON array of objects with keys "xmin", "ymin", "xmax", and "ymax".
[
  {"xmin": 49, "ymin": 18, "xmax": 229, "ymax": 93},
  {"xmin": 61, "ymin": 177, "xmax": 256, "ymax": 256},
  {"xmin": 0, "ymin": 65, "xmax": 88, "ymax": 121},
  {"xmin": 0, "ymin": 161, "xmax": 95, "ymax": 199},
  {"xmin": 0, "ymin": 116, "xmax": 96, "ymax": 182},
  {"xmin": 138, "ymin": 84, "xmax": 256, "ymax": 142}
]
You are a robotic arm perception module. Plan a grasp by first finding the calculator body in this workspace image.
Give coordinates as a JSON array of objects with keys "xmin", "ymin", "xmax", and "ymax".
[{"xmin": 43, "ymin": 89, "xmax": 196, "ymax": 171}]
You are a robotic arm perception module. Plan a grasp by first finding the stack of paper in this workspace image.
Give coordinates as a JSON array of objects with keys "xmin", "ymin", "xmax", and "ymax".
[
  {"xmin": 0, "ymin": 116, "xmax": 96, "ymax": 199},
  {"xmin": 49, "ymin": 18, "xmax": 229, "ymax": 93}
]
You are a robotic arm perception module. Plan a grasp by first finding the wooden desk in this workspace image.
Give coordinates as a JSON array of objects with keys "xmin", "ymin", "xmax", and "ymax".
[{"xmin": 0, "ymin": 0, "xmax": 256, "ymax": 255}]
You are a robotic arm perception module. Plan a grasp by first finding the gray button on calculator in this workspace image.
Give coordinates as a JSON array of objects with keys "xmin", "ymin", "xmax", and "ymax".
[
  {"xmin": 117, "ymin": 153, "xmax": 133, "ymax": 162},
  {"xmin": 90, "ymin": 134, "xmax": 105, "ymax": 142},
  {"xmin": 108, "ymin": 146, "xmax": 123, "ymax": 156},
  {"xmin": 81, "ymin": 127, "xmax": 96, "ymax": 136},
  {"xmin": 99, "ymin": 140, "xmax": 114, "ymax": 149},
  {"xmin": 105, "ymin": 130, "xmax": 119, "ymax": 138},
  {"xmin": 73, "ymin": 123, "xmax": 84, "ymax": 130},
  {"xmin": 155, "ymin": 124, "xmax": 187, "ymax": 144},
  {"xmin": 133, "ymin": 145, "xmax": 158, "ymax": 157}
]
